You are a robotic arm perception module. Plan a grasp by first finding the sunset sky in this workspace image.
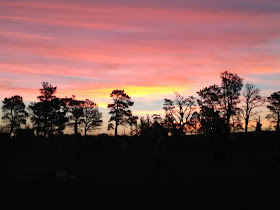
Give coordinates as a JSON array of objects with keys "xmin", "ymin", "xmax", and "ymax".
[{"xmin": 1, "ymin": 0, "xmax": 280, "ymax": 134}]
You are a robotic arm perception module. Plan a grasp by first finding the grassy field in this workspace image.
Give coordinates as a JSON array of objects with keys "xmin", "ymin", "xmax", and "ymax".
[{"xmin": 1, "ymin": 132, "xmax": 280, "ymax": 208}]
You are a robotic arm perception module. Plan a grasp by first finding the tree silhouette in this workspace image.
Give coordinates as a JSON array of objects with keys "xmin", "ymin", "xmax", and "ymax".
[
  {"xmin": 38, "ymin": 82, "xmax": 57, "ymax": 102},
  {"xmin": 28, "ymin": 102, "xmax": 44, "ymax": 136},
  {"xmin": 38, "ymin": 82, "xmax": 57, "ymax": 138},
  {"xmin": 138, "ymin": 115, "xmax": 152, "ymax": 136},
  {"xmin": 266, "ymin": 91, "xmax": 280, "ymax": 132},
  {"xmin": 197, "ymin": 85, "xmax": 223, "ymax": 134},
  {"xmin": 126, "ymin": 115, "xmax": 138, "ymax": 136},
  {"xmin": 152, "ymin": 114, "xmax": 163, "ymax": 124},
  {"xmin": 28, "ymin": 82, "xmax": 68, "ymax": 137},
  {"xmin": 2, "ymin": 95, "xmax": 28, "ymax": 138},
  {"xmin": 188, "ymin": 111, "xmax": 201, "ymax": 134},
  {"xmin": 163, "ymin": 92, "xmax": 196, "ymax": 135},
  {"xmin": 220, "ymin": 71, "xmax": 243, "ymax": 133},
  {"xmin": 107, "ymin": 123, "xmax": 114, "ymax": 132},
  {"xmin": 54, "ymin": 99, "xmax": 69, "ymax": 135},
  {"xmin": 242, "ymin": 83, "xmax": 265, "ymax": 133},
  {"xmin": 67, "ymin": 97, "xmax": 84, "ymax": 136},
  {"xmin": 107, "ymin": 90, "xmax": 134, "ymax": 137},
  {"xmin": 230, "ymin": 108, "xmax": 243, "ymax": 133},
  {"xmin": 47, "ymin": 98, "xmax": 68, "ymax": 137},
  {"xmin": 197, "ymin": 72, "xmax": 243, "ymax": 134},
  {"xmin": 29, "ymin": 88, "xmax": 68, "ymax": 137},
  {"xmin": 82, "ymin": 99, "xmax": 103, "ymax": 136}
]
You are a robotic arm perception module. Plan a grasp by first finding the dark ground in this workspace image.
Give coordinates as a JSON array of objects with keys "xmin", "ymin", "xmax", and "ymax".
[{"xmin": 1, "ymin": 132, "xmax": 280, "ymax": 209}]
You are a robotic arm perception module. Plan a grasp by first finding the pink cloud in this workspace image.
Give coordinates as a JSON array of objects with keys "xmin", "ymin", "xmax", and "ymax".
[{"xmin": 0, "ymin": 0, "xmax": 279, "ymax": 129}]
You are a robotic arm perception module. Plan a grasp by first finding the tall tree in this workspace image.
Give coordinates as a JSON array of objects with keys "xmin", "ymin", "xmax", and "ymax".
[
  {"xmin": 29, "ymin": 98, "xmax": 67, "ymax": 137},
  {"xmin": 53, "ymin": 98, "xmax": 69, "ymax": 135},
  {"xmin": 197, "ymin": 84, "xmax": 223, "ymax": 134},
  {"xmin": 163, "ymin": 92, "xmax": 196, "ymax": 135},
  {"xmin": 82, "ymin": 99, "xmax": 103, "ymax": 136},
  {"xmin": 266, "ymin": 91, "xmax": 280, "ymax": 132},
  {"xmin": 107, "ymin": 90, "xmax": 134, "ymax": 137},
  {"xmin": 242, "ymin": 83, "xmax": 265, "ymax": 133},
  {"xmin": 37, "ymin": 82, "xmax": 58, "ymax": 138},
  {"xmin": 220, "ymin": 71, "xmax": 243, "ymax": 132},
  {"xmin": 67, "ymin": 98, "xmax": 85, "ymax": 136},
  {"xmin": 29, "ymin": 82, "xmax": 68, "ymax": 137},
  {"xmin": 47, "ymin": 98, "xmax": 64, "ymax": 136},
  {"xmin": 2, "ymin": 95, "xmax": 28, "ymax": 137}
]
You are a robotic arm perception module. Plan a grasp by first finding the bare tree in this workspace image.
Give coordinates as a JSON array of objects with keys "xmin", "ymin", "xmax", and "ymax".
[
  {"xmin": 242, "ymin": 83, "xmax": 265, "ymax": 133},
  {"xmin": 163, "ymin": 92, "xmax": 196, "ymax": 135},
  {"xmin": 220, "ymin": 71, "xmax": 243, "ymax": 132},
  {"xmin": 82, "ymin": 99, "xmax": 103, "ymax": 136}
]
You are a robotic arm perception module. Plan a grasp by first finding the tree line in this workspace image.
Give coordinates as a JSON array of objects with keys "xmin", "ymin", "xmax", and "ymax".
[{"xmin": 1, "ymin": 71, "xmax": 280, "ymax": 138}]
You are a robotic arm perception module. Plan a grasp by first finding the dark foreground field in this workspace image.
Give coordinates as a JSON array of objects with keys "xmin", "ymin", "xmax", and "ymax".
[{"xmin": 1, "ymin": 132, "xmax": 280, "ymax": 209}]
